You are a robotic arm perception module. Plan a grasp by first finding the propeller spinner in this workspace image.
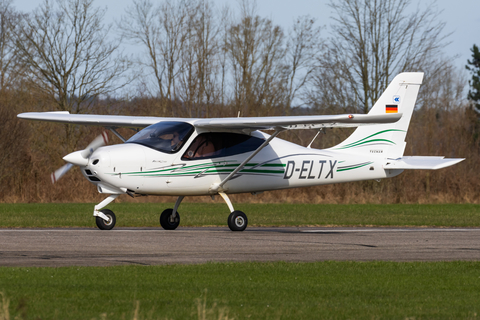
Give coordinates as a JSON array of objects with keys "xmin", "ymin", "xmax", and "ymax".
[{"xmin": 51, "ymin": 131, "xmax": 109, "ymax": 183}]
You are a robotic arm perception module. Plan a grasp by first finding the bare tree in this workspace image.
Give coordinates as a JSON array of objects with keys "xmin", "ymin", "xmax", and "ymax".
[
  {"xmin": 0, "ymin": 92, "xmax": 31, "ymax": 198},
  {"xmin": 417, "ymin": 58, "xmax": 467, "ymax": 111},
  {"xmin": 118, "ymin": 0, "xmax": 161, "ymax": 97},
  {"xmin": 320, "ymin": 0, "xmax": 450, "ymax": 113},
  {"xmin": 226, "ymin": 1, "xmax": 287, "ymax": 116},
  {"xmin": 282, "ymin": 16, "xmax": 322, "ymax": 111},
  {"xmin": 176, "ymin": 0, "xmax": 226, "ymax": 117},
  {"xmin": 120, "ymin": 0, "xmax": 194, "ymax": 116},
  {"xmin": 14, "ymin": 0, "xmax": 130, "ymax": 114},
  {"xmin": 305, "ymin": 51, "xmax": 359, "ymax": 114},
  {"xmin": 121, "ymin": 0, "xmax": 322, "ymax": 117},
  {"xmin": 0, "ymin": 0, "xmax": 23, "ymax": 92}
]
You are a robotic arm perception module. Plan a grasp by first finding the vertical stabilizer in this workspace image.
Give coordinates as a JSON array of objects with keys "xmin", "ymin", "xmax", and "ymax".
[{"xmin": 330, "ymin": 72, "xmax": 423, "ymax": 158}]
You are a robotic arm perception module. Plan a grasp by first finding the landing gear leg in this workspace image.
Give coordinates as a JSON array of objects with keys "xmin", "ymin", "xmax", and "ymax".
[
  {"xmin": 219, "ymin": 192, "xmax": 248, "ymax": 231},
  {"xmin": 94, "ymin": 194, "xmax": 119, "ymax": 230},
  {"xmin": 160, "ymin": 196, "xmax": 184, "ymax": 230}
]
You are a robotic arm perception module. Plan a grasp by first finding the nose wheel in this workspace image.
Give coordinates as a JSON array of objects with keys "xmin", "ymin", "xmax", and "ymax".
[
  {"xmin": 95, "ymin": 209, "xmax": 116, "ymax": 230},
  {"xmin": 228, "ymin": 210, "xmax": 248, "ymax": 231}
]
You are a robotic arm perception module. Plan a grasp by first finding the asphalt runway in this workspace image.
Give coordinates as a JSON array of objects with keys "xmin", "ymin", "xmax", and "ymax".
[{"xmin": 1, "ymin": 227, "xmax": 480, "ymax": 267}]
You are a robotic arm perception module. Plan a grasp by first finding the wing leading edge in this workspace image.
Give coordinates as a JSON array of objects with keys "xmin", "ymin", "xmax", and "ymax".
[
  {"xmin": 17, "ymin": 111, "xmax": 185, "ymax": 128},
  {"xmin": 193, "ymin": 113, "xmax": 402, "ymax": 130},
  {"xmin": 17, "ymin": 111, "xmax": 402, "ymax": 131}
]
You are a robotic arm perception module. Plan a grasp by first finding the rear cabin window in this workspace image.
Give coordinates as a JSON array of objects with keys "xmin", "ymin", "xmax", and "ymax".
[{"xmin": 181, "ymin": 132, "xmax": 265, "ymax": 160}]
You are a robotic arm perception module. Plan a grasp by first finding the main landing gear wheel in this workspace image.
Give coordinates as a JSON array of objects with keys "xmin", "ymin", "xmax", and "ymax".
[
  {"xmin": 160, "ymin": 209, "xmax": 180, "ymax": 230},
  {"xmin": 95, "ymin": 209, "xmax": 116, "ymax": 230},
  {"xmin": 228, "ymin": 210, "xmax": 248, "ymax": 231}
]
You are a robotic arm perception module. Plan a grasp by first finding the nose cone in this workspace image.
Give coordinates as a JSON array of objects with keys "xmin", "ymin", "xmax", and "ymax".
[{"xmin": 63, "ymin": 151, "xmax": 88, "ymax": 167}]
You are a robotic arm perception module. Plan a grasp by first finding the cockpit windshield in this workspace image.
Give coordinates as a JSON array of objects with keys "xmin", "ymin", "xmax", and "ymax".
[{"xmin": 126, "ymin": 121, "xmax": 194, "ymax": 153}]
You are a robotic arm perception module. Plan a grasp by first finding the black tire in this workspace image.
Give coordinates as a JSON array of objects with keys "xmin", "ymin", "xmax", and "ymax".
[
  {"xmin": 227, "ymin": 210, "xmax": 248, "ymax": 231},
  {"xmin": 160, "ymin": 209, "xmax": 180, "ymax": 230},
  {"xmin": 95, "ymin": 209, "xmax": 116, "ymax": 230}
]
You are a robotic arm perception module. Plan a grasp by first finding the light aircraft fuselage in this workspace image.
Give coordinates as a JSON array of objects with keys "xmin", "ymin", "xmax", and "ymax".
[
  {"xmin": 84, "ymin": 129, "xmax": 403, "ymax": 197},
  {"xmin": 17, "ymin": 72, "xmax": 464, "ymax": 231}
]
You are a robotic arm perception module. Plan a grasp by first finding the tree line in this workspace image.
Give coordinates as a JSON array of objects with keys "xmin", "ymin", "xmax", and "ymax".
[{"xmin": 0, "ymin": 0, "xmax": 478, "ymax": 204}]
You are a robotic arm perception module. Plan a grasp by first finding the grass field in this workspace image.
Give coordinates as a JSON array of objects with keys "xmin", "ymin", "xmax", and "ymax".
[
  {"xmin": 1, "ymin": 203, "xmax": 480, "ymax": 228},
  {"xmin": 1, "ymin": 261, "xmax": 480, "ymax": 319},
  {"xmin": 2, "ymin": 203, "xmax": 480, "ymax": 319}
]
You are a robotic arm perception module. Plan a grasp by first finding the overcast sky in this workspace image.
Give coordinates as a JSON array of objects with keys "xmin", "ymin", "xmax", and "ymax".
[{"xmin": 13, "ymin": 0, "xmax": 480, "ymax": 73}]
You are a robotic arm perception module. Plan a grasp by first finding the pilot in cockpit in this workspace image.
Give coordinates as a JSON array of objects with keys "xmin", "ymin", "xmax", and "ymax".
[
  {"xmin": 170, "ymin": 131, "xmax": 181, "ymax": 151},
  {"xmin": 152, "ymin": 131, "xmax": 181, "ymax": 151}
]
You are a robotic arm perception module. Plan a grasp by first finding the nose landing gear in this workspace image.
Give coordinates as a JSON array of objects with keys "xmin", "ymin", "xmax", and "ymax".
[
  {"xmin": 95, "ymin": 209, "xmax": 116, "ymax": 230},
  {"xmin": 94, "ymin": 194, "xmax": 119, "ymax": 230}
]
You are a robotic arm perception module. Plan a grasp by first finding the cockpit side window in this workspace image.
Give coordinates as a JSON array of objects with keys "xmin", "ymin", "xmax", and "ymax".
[
  {"xmin": 126, "ymin": 121, "xmax": 194, "ymax": 154},
  {"xmin": 181, "ymin": 132, "xmax": 264, "ymax": 160}
]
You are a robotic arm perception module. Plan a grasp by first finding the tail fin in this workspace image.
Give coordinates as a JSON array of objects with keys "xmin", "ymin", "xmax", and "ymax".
[{"xmin": 331, "ymin": 72, "xmax": 423, "ymax": 158}]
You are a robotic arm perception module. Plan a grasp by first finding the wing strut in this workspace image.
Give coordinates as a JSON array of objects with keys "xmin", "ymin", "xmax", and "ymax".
[
  {"xmin": 107, "ymin": 127, "xmax": 127, "ymax": 142},
  {"xmin": 210, "ymin": 129, "xmax": 283, "ymax": 193}
]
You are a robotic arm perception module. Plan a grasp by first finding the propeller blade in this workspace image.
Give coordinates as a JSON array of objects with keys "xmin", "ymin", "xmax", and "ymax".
[
  {"xmin": 51, "ymin": 163, "xmax": 74, "ymax": 184},
  {"xmin": 52, "ymin": 131, "xmax": 109, "ymax": 183},
  {"xmin": 80, "ymin": 131, "xmax": 109, "ymax": 159}
]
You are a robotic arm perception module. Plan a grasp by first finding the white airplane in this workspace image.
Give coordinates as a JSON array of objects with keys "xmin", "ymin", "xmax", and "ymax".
[{"xmin": 18, "ymin": 72, "xmax": 463, "ymax": 231}]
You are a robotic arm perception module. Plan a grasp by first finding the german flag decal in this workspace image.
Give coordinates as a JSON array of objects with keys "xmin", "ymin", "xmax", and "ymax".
[{"xmin": 386, "ymin": 105, "xmax": 398, "ymax": 113}]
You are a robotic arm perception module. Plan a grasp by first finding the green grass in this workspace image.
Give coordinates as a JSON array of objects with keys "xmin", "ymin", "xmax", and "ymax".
[
  {"xmin": 1, "ymin": 203, "xmax": 480, "ymax": 228},
  {"xmin": 1, "ymin": 262, "xmax": 480, "ymax": 319},
  {"xmin": 2, "ymin": 205, "xmax": 480, "ymax": 319}
]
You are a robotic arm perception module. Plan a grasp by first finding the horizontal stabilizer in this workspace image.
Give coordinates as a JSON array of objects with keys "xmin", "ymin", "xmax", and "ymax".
[{"xmin": 383, "ymin": 156, "xmax": 464, "ymax": 170}]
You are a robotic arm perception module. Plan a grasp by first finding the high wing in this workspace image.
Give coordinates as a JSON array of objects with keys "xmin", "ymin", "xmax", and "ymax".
[
  {"xmin": 194, "ymin": 113, "xmax": 401, "ymax": 130},
  {"xmin": 17, "ymin": 111, "xmax": 185, "ymax": 128},
  {"xmin": 17, "ymin": 111, "xmax": 402, "ymax": 131}
]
